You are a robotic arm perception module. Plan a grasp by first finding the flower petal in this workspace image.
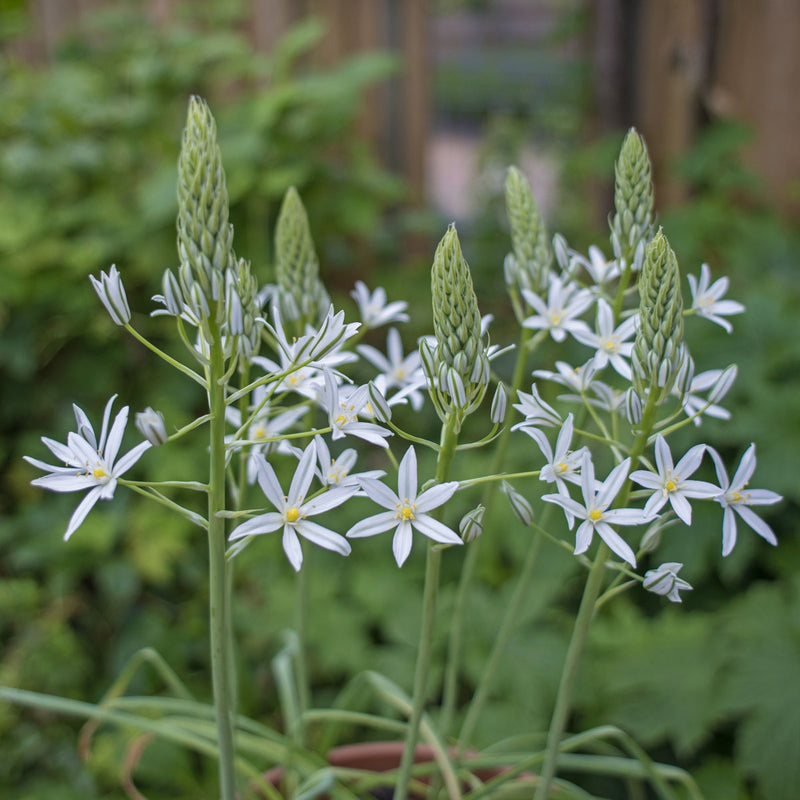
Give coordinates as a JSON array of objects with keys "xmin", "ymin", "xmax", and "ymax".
[
  {"xmin": 282, "ymin": 527, "xmax": 304, "ymax": 571},
  {"xmin": 392, "ymin": 522, "xmax": 413, "ymax": 566},
  {"xmin": 398, "ymin": 447, "xmax": 417, "ymax": 501},
  {"xmin": 288, "ymin": 444, "xmax": 318, "ymax": 504},
  {"xmin": 596, "ymin": 458, "xmax": 631, "ymax": 509},
  {"xmin": 412, "ymin": 514, "xmax": 462, "ymax": 545},
  {"xmin": 229, "ymin": 513, "xmax": 284, "ymax": 539},
  {"xmin": 254, "ymin": 458, "xmax": 286, "ymax": 510},
  {"xmin": 595, "ymin": 521, "xmax": 636, "ymax": 566},
  {"xmin": 347, "ymin": 511, "xmax": 398, "ymax": 539},
  {"xmin": 735, "ymin": 505, "xmax": 778, "ymax": 546},
  {"xmin": 104, "ymin": 406, "xmax": 130, "ymax": 467},
  {"xmin": 414, "ymin": 481, "xmax": 459, "ymax": 513},
  {"xmin": 113, "ymin": 441, "xmax": 152, "ymax": 476},
  {"xmin": 32, "ymin": 473, "xmax": 95, "ymax": 493},
  {"xmin": 357, "ymin": 477, "xmax": 400, "ymax": 510},
  {"xmin": 296, "ymin": 520, "xmax": 351, "ymax": 556},
  {"xmin": 64, "ymin": 486, "xmax": 103, "ymax": 540}
]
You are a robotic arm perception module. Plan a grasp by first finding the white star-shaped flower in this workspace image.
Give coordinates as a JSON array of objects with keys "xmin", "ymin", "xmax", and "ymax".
[
  {"xmin": 321, "ymin": 370, "xmax": 393, "ymax": 447},
  {"xmin": 519, "ymin": 413, "xmax": 587, "ymax": 525},
  {"xmin": 674, "ymin": 366, "xmax": 736, "ymax": 426},
  {"xmin": 357, "ymin": 328, "xmax": 427, "ymax": 411},
  {"xmin": 708, "ymin": 444, "xmax": 782, "ymax": 556},
  {"xmin": 572, "ymin": 300, "xmax": 637, "ymax": 379},
  {"xmin": 313, "ymin": 435, "xmax": 385, "ymax": 489},
  {"xmin": 351, "ymin": 281, "xmax": 409, "ymax": 328},
  {"xmin": 511, "ymin": 384, "xmax": 562, "ymax": 429},
  {"xmin": 543, "ymin": 454, "xmax": 648, "ymax": 566},
  {"xmin": 521, "ymin": 274, "xmax": 594, "ymax": 343},
  {"xmin": 570, "ymin": 245, "xmax": 620, "ymax": 287},
  {"xmin": 228, "ymin": 443, "xmax": 356, "ymax": 571},
  {"xmin": 258, "ymin": 304, "xmax": 359, "ymax": 398},
  {"xmin": 630, "ymin": 436, "xmax": 719, "ymax": 524},
  {"xmin": 687, "ymin": 263, "xmax": 745, "ymax": 333},
  {"xmin": 24, "ymin": 396, "xmax": 151, "ymax": 540},
  {"xmin": 347, "ymin": 446, "xmax": 462, "ymax": 566}
]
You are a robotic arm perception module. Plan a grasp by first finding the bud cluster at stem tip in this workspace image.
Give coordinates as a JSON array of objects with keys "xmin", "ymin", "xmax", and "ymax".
[
  {"xmin": 504, "ymin": 166, "xmax": 552, "ymax": 303},
  {"xmin": 631, "ymin": 228, "xmax": 685, "ymax": 403},
  {"xmin": 422, "ymin": 224, "xmax": 490, "ymax": 429},
  {"xmin": 611, "ymin": 127, "xmax": 655, "ymax": 262},
  {"xmin": 176, "ymin": 96, "xmax": 237, "ymax": 312},
  {"xmin": 274, "ymin": 186, "xmax": 330, "ymax": 332}
]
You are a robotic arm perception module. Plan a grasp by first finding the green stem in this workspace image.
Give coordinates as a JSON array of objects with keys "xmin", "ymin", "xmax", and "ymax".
[
  {"xmin": 124, "ymin": 324, "xmax": 206, "ymax": 387},
  {"xmin": 457, "ymin": 508, "xmax": 552, "ymax": 748},
  {"xmin": 533, "ymin": 542, "xmax": 610, "ymax": 800},
  {"xmin": 440, "ymin": 326, "xmax": 534, "ymax": 738},
  {"xmin": 534, "ymin": 392, "xmax": 660, "ymax": 799},
  {"xmin": 207, "ymin": 323, "xmax": 237, "ymax": 800},
  {"xmin": 392, "ymin": 417, "xmax": 460, "ymax": 800}
]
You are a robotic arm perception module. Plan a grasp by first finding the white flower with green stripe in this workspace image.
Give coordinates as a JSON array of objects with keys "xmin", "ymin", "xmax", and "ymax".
[
  {"xmin": 24, "ymin": 395, "xmax": 151, "ymax": 540},
  {"xmin": 228, "ymin": 443, "xmax": 356, "ymax": 571},
  {"xmin": 347, "ymin": 446, "xmax": 462, "ymax": 566}
]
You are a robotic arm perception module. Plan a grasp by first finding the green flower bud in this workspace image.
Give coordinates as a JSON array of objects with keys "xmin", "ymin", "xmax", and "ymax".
[
  {"xmin": 631, "ymin": 229, "xmax": 684, "ymax": 402},
  {"xmin": 490, "ymin": 382, "xmax": 508, "ymax": 424},
  {"xmin": 459, "ymin": 504, "xmax": 485, "ymax": 543},
  {"xmin": 428, "ymin": 224, "xmax": 489, "ymax": 428},
  {"xmin": 176, "ymin": 97, "xmax": 236, "ymax": 310},
  {"xmin": 501, "ymin": 480, "xmax": 533, "ymax": 527},
  {"xmin": 275, "ymin": 186, "xmax": 330, "ymax": 329},
  {"xmin": 224, "ymin": 257, "xmax": 261, "ymax": 364},
  {"xmin": 135, "ymin": 407, "xmax": 168, "ymax": 446},
  {"xmin": 611, "ymin": 128, "xmax": 655, "ymax": 261},
  {"xmin": 367, "ymin": 381, "xmax": 392, "ymax": 423},
  {"xmin": 504, "ymin": 166, "xmax": 551, "ymax": 297},
  {"xmin": 90, "ymin": 265, "xmax": 130, "ymax": 326}
]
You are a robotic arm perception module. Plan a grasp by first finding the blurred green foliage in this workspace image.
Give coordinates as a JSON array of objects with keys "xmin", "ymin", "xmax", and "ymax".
[
  {"xmin": 0, "ymin": 3, "xmax": 404, "ymax": 796},
  {"xmin": 1, "ymin": 3, "xmax": 798, "ymax": 799}
]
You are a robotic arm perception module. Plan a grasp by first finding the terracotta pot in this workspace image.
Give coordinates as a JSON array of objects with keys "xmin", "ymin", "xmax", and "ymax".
[{"xmin": 262, "ymin": 740, "xmax": 511, "ymax": 799}]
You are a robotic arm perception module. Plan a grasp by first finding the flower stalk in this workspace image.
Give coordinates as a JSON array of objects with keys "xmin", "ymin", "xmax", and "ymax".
[
  {"xmin": 207, "ymin": 320, "xmax": 238, "ymax": 800},
  {"xmin": 392, "ymin": 415, "xmax": 460, "ymax": 800}
]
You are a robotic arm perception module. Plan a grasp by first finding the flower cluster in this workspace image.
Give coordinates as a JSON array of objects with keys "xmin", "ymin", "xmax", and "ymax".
[
  {"xmin": 26, "ymin": 113, "xmax": 782, "ymax": 593},
  {"xmin": 21, "ymin": 103, "xmax": 785, "ymax": 800}
]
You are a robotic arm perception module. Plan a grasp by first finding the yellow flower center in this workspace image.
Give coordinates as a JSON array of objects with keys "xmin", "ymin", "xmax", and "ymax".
[
  {"xmin": 285, "ymin": 507, "xmax": 301, "ymax": 523},
  {"xmin": 556, "ymin": 461, "xmax": 569, "ymax": 474},
  {"xmin": 665, "ymin": 478, "xmax": 677, "ymax": 492},
  {"xmin": 254, "ymin": 426, "xmax": 267, "ymax": 439},
  {"xmin": 731, "ymin": 491, "xmax": 743, "ymax": 504},
  {"xmin": 589, "ymin": 509, "xmax": 603, "ymax": 522},
  {"xmin": 92, "ymin": 467, "xmax": 107, "ymax": 480},
  {"xmin": 396, "ymin": 501, "xmax": 416, "ymax": 522}
]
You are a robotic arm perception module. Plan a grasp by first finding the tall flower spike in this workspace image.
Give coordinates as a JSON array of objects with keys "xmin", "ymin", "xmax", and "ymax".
[
  {"xmin": 176, "ymin": 97, "xmax": 236, "ymax": 314},
  {"xmin": 274, "ymin": 186, "xmax": 330, "ymax": 330},
  {"xmin": 425, "ymin": 224, "xmax": 490, "ymax": 429},
  {"xmin": 611, "ymin": 128, "xmax": 654, "ymax": 261},
  {"xmin": 631, "ymin": 229, "xmax": 685, "ymax": 403},
  {"xmin": 504, "ymin": 166, "xmax": 552, "ymax": 302}
]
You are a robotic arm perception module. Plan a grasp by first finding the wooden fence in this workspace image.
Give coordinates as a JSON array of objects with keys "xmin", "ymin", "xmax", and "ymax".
[
  {"xmin": 592, "ymin": 0, "xmax": 800, "ymax": 220},
  {"xmin": 8, "ymin": 0, "xmax": 799, "ymax": 220}
]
